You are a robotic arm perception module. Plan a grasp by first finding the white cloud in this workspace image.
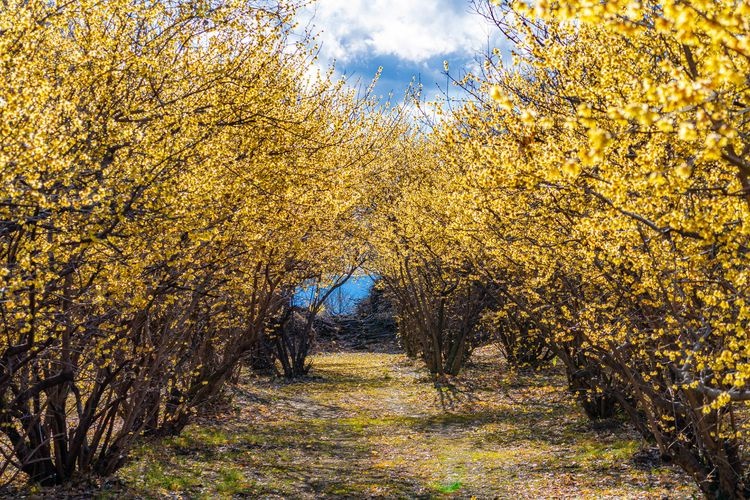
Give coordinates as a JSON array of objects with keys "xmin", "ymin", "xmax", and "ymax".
[{"xmin": 299, "ymin": 0, "xmax": 492, "ymax": 64}]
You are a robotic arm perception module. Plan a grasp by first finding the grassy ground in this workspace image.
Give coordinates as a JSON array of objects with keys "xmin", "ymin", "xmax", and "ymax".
[{"xmin": 103, "ymin": 345, "xmax": 698, "ymax": 499}]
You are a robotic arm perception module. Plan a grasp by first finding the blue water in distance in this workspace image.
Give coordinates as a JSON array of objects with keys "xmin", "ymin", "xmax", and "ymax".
[{"xmin": 293, "ymin": 275, "xmax": 376, "ymax": 315}]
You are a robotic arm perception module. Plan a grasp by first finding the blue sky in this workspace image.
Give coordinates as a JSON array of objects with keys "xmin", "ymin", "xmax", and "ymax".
[{"xmin": 297, "ymin": 0, "xmax": 504, "ymax": 104}]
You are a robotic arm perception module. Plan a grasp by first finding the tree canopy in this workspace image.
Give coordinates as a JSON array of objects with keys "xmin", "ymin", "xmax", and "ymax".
[{"xmin": 1, "ymin": 0, "xmax": 749, "ymax": 497}]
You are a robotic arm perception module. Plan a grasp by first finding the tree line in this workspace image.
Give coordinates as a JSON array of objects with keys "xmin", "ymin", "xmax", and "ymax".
[
  {"xmin": 370, "ymin": 1, "xmax": 750, "ymax": 497},
  {"xmin": 2, "ymin": 0, "xmax": 749, "ymax": 498},
  {"xmin": 0, "ymin": 0, "xmax": 405, "ymax": 485}
]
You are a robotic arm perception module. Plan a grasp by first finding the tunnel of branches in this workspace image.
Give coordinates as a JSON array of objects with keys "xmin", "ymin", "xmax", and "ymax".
[{"xmin": 1, "ymin": 0, "xmax": 750, "ymax": 497}]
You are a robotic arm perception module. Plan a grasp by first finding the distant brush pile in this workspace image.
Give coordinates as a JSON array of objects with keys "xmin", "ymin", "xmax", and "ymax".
[{"xmin": 315, "ymin": 285, "xmax": 397, "ymax": 351}]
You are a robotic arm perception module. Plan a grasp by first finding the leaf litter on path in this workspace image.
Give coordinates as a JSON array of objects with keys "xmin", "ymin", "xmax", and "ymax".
[{"xmin": 47, "ymin": 346, "xmax": 701, "ymax": 498}]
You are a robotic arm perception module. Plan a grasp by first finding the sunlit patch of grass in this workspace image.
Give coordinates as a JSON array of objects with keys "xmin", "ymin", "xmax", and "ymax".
[
  {"xmin": 216, "ymin": 466, "xmax": 252, "ymax": 496},
  {"xmin": 170, "ymin": 426, "xmax": 233, "ymax": 448},
  {"xmin": 573, "ymin": 439, "xmax": 641, "ymax": 467},
  {"xmin": 137, "ymin": 461, "xmax": 201, "ymax": 493},
  {"xmin": 434, "ymin": 479, "xmax": 463, "ymax": 493}
]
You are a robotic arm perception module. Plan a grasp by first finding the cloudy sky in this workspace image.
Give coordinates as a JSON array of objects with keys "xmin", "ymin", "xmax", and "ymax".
[{"xmin": 297, "ymin": 0, "xmax": 503, "ymax": 103}]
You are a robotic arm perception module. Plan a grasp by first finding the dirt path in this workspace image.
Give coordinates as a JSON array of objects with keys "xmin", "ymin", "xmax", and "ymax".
[{"xmin": 113, "ymin": 347, "xmax": 697, "ymax": 498}]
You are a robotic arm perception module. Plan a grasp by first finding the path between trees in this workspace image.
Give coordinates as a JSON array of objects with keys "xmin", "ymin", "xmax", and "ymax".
[{"xmin": 46, "ymin": 347, "xmax": 698, "ymax": 498}]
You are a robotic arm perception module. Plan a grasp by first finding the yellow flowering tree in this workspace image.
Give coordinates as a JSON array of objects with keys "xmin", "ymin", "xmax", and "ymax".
[
  {"xmin": 367, "ymin": 127, "xmax": 497, "ymax": 376},
  {"xmin": 0, "ymin": 0, "xmax": 403, "ymax": 484},
  {"xmin": 431, "ymin": 0, "xmax": 750, "ymax": 495}
]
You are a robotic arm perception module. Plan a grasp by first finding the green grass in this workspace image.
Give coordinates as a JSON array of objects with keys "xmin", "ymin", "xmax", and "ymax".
[
  {"xmin": 138, "ymin": 461, "xmax": 202, "ymax": 493},
  {"xmin": 167, "ymin": 427, "xmax": 233, "ymax": 449},
  {"xmin": 434, "ymin": 480, "xmax": 463, "ymax": 493},
  {"xmin": 31, "ymin": 346, "xmax": 700, "ymax": 498},
  {"xmin": 216, "ymin": 467, "xmax": 251, "ymax": 496}
]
